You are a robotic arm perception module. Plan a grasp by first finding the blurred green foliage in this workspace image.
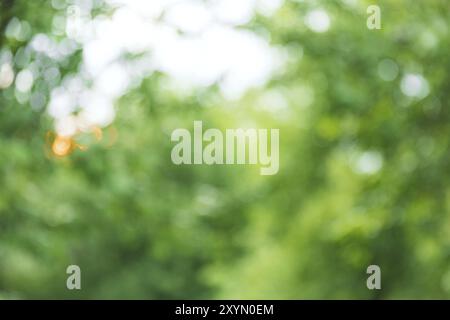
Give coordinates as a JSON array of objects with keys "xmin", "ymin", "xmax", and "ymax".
[{"xmin": 0, "ymin": 0, "xmax": 449, "ymax": 299}]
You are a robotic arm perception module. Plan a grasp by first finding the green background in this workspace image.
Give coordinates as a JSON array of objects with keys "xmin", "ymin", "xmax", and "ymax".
[{"xmin": 0, "ymin": 0, "xmax": 449, "ymax": 299}]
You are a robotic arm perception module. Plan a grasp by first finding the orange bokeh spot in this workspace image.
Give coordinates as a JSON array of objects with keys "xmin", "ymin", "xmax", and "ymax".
[
  {"xmin": 52, "ymin": 136, "xmax": 73, "ymax": 157},
  {"xmin": 92, "ymin": 126, "xmax": 103, "ymax": 141},
  {"xmin": 46, "ymin": 126, "xmax": 112, "ymax": 158}
]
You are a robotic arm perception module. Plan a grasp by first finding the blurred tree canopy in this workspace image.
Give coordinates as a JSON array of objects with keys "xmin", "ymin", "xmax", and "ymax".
[{"xmin": 0, "ymin": 0, "xmax": 449, "ymax": 299}]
